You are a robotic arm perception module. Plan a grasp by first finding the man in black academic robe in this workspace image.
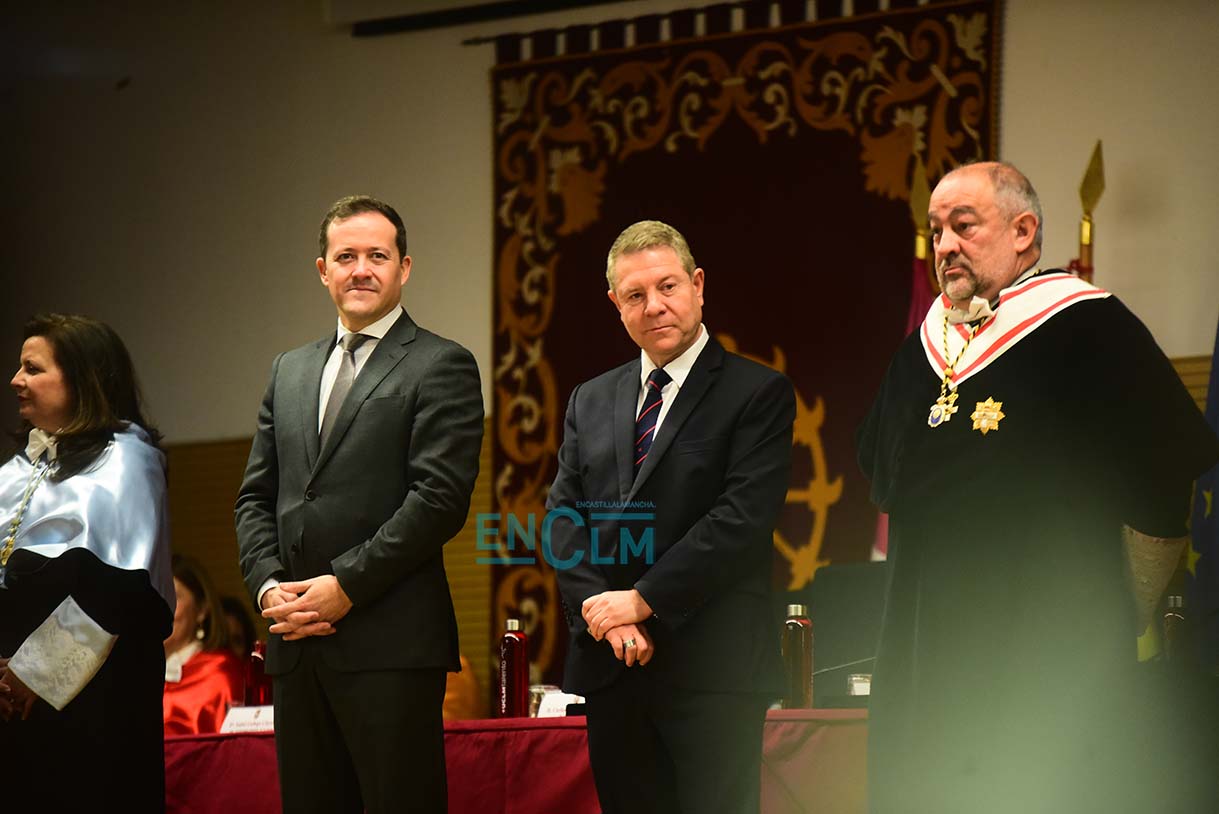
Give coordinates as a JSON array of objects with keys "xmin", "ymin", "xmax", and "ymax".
[{"xmin": 858, "ymin": 162, "xmax": 1219, "ymax": 813}]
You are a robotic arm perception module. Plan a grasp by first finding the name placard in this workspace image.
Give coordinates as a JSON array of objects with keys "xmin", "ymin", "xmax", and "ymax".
[
  {"xmin": 536, "ymin": 691, "xmax": 584, "ymax": 718},
  {"xmin": 220, "ymin": 705, "xmax": 275, "ymax": 733}
]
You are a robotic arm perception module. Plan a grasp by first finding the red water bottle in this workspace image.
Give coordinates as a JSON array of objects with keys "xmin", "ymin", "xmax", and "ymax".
[
  {"xmin": 499, "ymin": 618, "xmax": 529, "ymax": 718},
  {"xmin": 781, "ymin": 604, "xmax": 813, "ymax": 709},
  {"xmin": 244, "ymin": 640, "xmax": 273, "ymax": 706}
]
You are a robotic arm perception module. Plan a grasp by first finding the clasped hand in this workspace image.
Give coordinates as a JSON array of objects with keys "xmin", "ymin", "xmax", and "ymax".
[
  {"xmin": 581, "ymin": 588, "xmax": 653, "ymax": 640},
  {"xmin": 604, "ymin": 622, "xmax": 654, "ymax": 667},
  {"xmin": 582, "ymin": 590, "xmax": 656, "ymax": 666},
  {"xmin": 262, "ymin": 575, "xmax": 353, "ymax": 641}
]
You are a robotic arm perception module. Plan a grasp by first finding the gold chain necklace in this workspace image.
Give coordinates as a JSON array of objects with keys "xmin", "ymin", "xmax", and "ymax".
[
  {"xmin": 927, "ymin": 313, "xmax": 982, "ymax": 428},
  {"xmin": 1, "ymin": 461, "xmax": 53, "ymax": 567}
]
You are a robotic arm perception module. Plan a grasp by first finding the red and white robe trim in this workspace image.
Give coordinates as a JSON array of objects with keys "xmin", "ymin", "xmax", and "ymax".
[{"xmin": 919, "ymin": 271, "xmax": 1111, "ymax": 389}]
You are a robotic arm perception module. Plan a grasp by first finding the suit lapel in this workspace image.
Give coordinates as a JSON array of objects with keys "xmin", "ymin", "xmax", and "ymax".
[
  {"xmin": 627, "ymin": 339, "xmax": 723, "ymax": 501},
  {"xmin": 312, "ymin": 311, "xmax": 418, "ymax": 475},
  {"xmin": 301, "ymin": 336, "xmax": 333, "ymax": 471},
  {"xmin": 614, "ymin": 361, "xmax": 641, "ymax": 502}
]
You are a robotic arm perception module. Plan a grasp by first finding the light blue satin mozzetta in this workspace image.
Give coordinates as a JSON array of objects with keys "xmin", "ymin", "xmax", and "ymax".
[{"xmin": 0, "ymin": 423, "xmax": 174, "ymax": 611}]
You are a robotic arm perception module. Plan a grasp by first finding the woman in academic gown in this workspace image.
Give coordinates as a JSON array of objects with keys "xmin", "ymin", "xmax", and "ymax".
[{"xmin": 0, "ymin": 313, "xmax": 174, "ymax": 812}]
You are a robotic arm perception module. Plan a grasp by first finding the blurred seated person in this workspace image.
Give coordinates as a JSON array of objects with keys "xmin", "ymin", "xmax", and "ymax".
[
  {"xmin": 163, "ymin": 555, "xmax": 244, "ymax": 735},
  {"xmin": 443, "ymin": 654, "xmax": 485, "ymax": 720},
  {"xmin": 220, "ymin": 594, "xmax": 257, "ymax": 659}
]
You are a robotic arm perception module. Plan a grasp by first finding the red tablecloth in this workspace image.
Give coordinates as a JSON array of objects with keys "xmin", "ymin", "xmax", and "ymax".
[{"xmin": 165, "ymin": 709, "xmax": 866, "ymax": 813}]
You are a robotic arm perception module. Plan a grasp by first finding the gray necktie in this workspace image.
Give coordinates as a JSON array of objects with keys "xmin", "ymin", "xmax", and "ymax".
[{"xmin": 320, "ymin": 333, "xmax": 369, "ymax": 447}]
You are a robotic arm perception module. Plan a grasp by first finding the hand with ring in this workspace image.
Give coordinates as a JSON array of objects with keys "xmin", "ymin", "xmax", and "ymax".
[
  {"xmin": 581, "ymin": 589, "xmax": 653, "ymax": 641},
  {"xmin": 605, "ymin": 623, "xmax": 653, "ymax": 667}
]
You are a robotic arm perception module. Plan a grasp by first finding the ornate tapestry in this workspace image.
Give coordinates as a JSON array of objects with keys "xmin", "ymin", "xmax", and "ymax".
[{"xmin": 490, "ymin": 0, "xmax": 1001, "ymax": 684}]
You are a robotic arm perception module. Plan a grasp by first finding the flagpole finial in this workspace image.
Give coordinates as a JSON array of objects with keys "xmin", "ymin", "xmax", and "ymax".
[
  {"xmin": 1071, "ymin": 140, "xmax": 1105, "ymax": 282},
  {"xmin": 1080, "ymin": 140, "xmax": 1105, "ymax": 215}
]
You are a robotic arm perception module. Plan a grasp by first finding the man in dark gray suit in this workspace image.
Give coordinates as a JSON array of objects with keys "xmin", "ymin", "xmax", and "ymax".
[
  {"xmin": 549, "ymin": 220, "xmax": 795, "ymax": 814},
  {"xmin": 235, "ymin": 195, "xmax": 483, "ymax": 814}
]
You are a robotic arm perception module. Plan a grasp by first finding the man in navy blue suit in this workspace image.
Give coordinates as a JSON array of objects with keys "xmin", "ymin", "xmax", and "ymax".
[{"xmin": 548, "ymin": 220, "xmax": 795, "ymax": 814}]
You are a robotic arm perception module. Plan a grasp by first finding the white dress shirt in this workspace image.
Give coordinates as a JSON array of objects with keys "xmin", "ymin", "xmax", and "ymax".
[
  {"xmin": 636, "ymin": 323, "xmax": 710, "ymax": 433},
  {"xmin": 317, "ymin": 306, "xmax": 404, "ymax": 432}
]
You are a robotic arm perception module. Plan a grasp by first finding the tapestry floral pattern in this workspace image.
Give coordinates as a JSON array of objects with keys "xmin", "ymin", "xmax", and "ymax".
[{"xmin": 491, "ymin": 0, "xmax": 999, "ymax": 680}]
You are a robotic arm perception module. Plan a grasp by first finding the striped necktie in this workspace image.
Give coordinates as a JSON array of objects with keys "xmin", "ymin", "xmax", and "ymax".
[{"xmin": 634, "ymin": 368, "xmax": 672, "ymax": 474}]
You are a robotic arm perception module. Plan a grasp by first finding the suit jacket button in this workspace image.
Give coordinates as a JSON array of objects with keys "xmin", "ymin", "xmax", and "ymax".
[{"xmin": 305, "ymin": 490, "xmax": 316, "ymax": 501}]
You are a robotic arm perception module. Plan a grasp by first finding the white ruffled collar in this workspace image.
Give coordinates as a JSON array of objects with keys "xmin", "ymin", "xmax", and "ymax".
[
  {"xmin": 165, "ymin": 640, "xmax": 203, "ymax": 682},
  {"xmin": 25, "ymin": 428, "xmax": 58, "ymax": 463}
]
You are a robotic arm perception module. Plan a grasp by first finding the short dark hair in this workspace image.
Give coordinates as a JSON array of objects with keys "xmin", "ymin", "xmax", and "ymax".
[
  {"xmin": 318, "ymin": 195, "xmax": 408, "ymax": 262},
  {"xmin": 172, "ymin": 554, "xmax": 229, "ymax": 652},
  {"xmin": 19, "ymin": 313, "xmax": 161, "ymax": 480}
]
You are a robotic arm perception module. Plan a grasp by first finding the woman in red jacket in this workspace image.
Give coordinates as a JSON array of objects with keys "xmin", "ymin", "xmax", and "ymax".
[{"xmin": 163, "ymin": 555, "xmax": 244, "ymax": 735}]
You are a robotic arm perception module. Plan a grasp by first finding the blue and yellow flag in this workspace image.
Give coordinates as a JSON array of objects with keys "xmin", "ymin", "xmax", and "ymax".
[{"xmin": 1188, "ymin": 316, "xmax": 1219, "ymax": 673}]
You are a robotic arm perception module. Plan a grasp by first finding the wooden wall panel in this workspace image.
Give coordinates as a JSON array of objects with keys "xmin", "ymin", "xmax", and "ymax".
[
  {"xmin": 165, "ymin": 438, "xmax": 265, "ymax": 637},
  {"xmin": 443, "ymin": 423, "xmax": 493, "ymax": 702},
  {"xmin": 1173, "ymin": 354, "xmax": 1212, "ymax": 414}
]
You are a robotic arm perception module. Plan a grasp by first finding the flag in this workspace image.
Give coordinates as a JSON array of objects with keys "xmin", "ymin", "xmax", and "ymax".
[
  {"xmin": 1187, "ymin": 316, "xmax": 1219, "ymax": 673},
  {"xmin": 871, "ymin": 511, "xmax": 889, "ymax": 561},
  {"xmin": 874, "ymin": 160, "xmax": 939, "ymax": 561},
  {"xmin": 905, "ymin": 156, "xmax": 935, "ymax": 337},
  {"xmin": 875, "ymin": 252, "xmax": 930, "ymax": 560},
  {"xmin": 905, "ymin": 253, "xmax": 936, "ymax": 337}
]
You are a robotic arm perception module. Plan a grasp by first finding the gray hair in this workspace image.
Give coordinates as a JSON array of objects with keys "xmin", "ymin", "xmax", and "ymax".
[
  {"xmin": 946, "ymin": 161, "xmax": 1043, "ymax": 250},
  {"xmin": 606, "ymin": 220, "xmax": 696, "ymax": 289}
]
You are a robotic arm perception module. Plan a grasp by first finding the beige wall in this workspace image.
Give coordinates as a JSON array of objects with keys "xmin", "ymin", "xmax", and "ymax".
[
  {"xmin": 1002, "ymin": 0, "xmax": 1219, "ymax": 359},
  {"xmin": 7, "ymin": 0, "xmax": 1217, "ymax": 443}
]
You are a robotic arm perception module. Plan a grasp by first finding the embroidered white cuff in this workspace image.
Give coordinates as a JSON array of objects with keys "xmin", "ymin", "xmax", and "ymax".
[{"xmin": 8, "ymin": 596, "xmax": 117, "ymax": 711}]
